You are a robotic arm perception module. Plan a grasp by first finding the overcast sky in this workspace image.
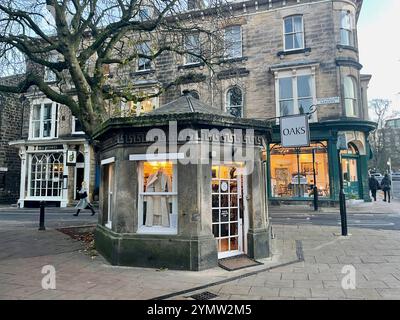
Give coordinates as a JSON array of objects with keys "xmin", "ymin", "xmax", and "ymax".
[{"xmin": 358, "ymin": 0, "xmax": 400, "ymax": 111}]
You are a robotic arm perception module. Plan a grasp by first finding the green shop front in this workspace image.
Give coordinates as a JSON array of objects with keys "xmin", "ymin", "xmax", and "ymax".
[{"xmin": 267, "ymin": 120, "xmax": 376, "ymax": 204}]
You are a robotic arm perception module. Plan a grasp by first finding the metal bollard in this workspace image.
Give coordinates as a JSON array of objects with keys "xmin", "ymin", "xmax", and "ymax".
[{"xmin": 39, "ymin": 201, "xmax": 46, "ymax": 231}]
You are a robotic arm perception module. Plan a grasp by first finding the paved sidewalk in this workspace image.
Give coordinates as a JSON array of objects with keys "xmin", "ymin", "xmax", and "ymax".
[
  {"xmin": 270, "ymin": 199, "xmax": 400, "ymax": 215},
  {"xmin": 1, "ymin": 219, "xmax": 400, "ymax": 300}
]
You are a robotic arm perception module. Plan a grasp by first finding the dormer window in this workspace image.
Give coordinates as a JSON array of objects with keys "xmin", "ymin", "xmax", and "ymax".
[{"xmin": 283, "ymin": 15, "xmax": 304, "ymax": 51}]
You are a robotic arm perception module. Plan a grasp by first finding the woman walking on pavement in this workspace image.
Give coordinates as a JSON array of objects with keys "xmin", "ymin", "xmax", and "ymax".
[
  {"xmin": 381, "ymin": 173, "xmax": 392, "ymax": 203},
  {"xmin": 74, "ymin": 181, "xmax": 96, "ymax": 216}
]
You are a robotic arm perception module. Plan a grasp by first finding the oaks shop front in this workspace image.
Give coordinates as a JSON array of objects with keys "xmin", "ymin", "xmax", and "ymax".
[
  {"xmin": 267, "ymin": 120, "xmax": 376, "ymax": 204},
  {"xmin": 93, "ymin": 95, "xmax": 272, "ymax": 270}
]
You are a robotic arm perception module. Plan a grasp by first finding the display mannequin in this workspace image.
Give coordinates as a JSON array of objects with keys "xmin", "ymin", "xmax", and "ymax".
[{"xmin": 145, "ymin": 167, "xmax": 172, "ymax": 227}]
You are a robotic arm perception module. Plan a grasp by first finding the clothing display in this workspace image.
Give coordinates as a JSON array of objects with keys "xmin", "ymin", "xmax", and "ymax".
[{"xmin": 145, "ymin": 169, "xmax": 172, "ymax": 227}]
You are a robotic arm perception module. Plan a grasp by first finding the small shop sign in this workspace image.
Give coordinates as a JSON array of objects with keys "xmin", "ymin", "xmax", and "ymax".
[
  {"xmin": 66, "ymin": 150, "xmax": 77, "ymax": 166},
  {"xmin": 280, "ymin": 114, "xmax": 310, "ymax": 148}
]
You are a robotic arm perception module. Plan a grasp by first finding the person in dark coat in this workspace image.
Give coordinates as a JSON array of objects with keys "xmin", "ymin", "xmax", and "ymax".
[
  {"xmin": 368, "ymin": 175, "xmax": 380, "ymax": 201},
  {"xmin": 73, "ymin": 182, "xmax": 96, "ymax": 216},
  {"xmin": 380, "ymin": 174, "xmax": 392, "ymax": 203}
]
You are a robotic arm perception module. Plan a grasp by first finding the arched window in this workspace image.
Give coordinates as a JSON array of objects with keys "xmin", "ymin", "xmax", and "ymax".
[
  {"xmin": 226, "ymin": 86, "xmax": 243, "ymax": 117},
  {"xmin": 344, "ymin": 76, "xmax": 357, "ymax": 117}
]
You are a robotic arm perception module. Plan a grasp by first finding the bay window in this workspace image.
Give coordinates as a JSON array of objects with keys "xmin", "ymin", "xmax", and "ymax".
[
  {"xmin": 275, "ymin": 69, "xmax": 316, "ymax": 120},
  {"xmin": 344, "ymin": 76, "xmax": 358, "ymax": 117},
  {"xmin": 30, "ymin": 102, "xmax": 59, "ymax": 139},
  {"xmin": 340, "ymin": 11, "xmax": 354, "ymax": 46},
  {"xmin": 283, "ymin": 15, "xmax": 304, "ymax": 51}
]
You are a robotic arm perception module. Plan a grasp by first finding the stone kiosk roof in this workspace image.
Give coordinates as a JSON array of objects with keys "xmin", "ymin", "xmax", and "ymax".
[{"xmin": 94, "ymin": 94, "xmax": 272, "ymax": 140}]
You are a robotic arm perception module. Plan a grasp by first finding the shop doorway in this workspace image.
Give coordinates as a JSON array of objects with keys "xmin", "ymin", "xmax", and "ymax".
[
  {"xmin": 212, "ymin": 165, "xmax": 246, "ymax": 259},
  {"xmin": 74, "ymin": 153, "xmax": 85, "ymax": 200},
  {"xmin": 341, "ymin": 143, "xmax": 361, "ymax": 199},
  {"xmin": 101, "ymin": 161, "xmax": 115, "ymax": 229}
]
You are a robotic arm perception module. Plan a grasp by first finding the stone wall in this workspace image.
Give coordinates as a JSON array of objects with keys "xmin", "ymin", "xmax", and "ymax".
[{"xmin": 0, "ymin": 77, "xmax": 24, "ymax": 203}]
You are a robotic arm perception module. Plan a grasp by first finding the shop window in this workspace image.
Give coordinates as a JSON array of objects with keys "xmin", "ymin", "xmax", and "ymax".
[
  {"xmin": 226, "ymin": 86, "xmax": 243, "ymax": 117},
  {"xmin": 283, "ymin": 15, "xmax": 304, "ymax": 51},
  {"xmin": 138, "ymin": 161, "xmax": 177, "ymax": 234},
  {"xmin": 270, "ymin": 142, "xmax": 330, "ymax": 199},
  {"xmin": 340, "ymin": 11, "xmax": 354, "ymax": 46},
  {"xmin": 344, "ymin": 76, "xmax": 358, "ymax": 117},
  {"xmin": 184, "ymin": 33, "xmax": 201, "ymax": 65},
  {"xmin": 224, "ymin": 25, "xmax": 242, "ymax": 59},
  {"xmin": 30, "ymin": 102, "xmax": 59, "ymax": 139},
  {"xmin": 0, "ymin": 172, "xmax": 5, "ymax": 190},
  {"xmin": 29, "ymin": 153, "xmax": 64, "ymax": 197}
]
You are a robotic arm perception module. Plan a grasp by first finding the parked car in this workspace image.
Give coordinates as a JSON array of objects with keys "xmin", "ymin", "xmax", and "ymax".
[{"xmin": 371, "ymin": 173, "xmax": 384, "ymax": 183}]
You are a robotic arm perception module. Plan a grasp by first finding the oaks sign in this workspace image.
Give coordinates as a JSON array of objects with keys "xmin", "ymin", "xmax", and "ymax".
[{"xmin": 280, "ymin": 114, "xmax": 310, "ymax": 148}]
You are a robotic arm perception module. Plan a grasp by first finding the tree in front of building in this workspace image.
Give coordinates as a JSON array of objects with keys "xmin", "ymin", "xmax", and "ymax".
[
  {"xmin": 0, "ymin": 0, "xmax": 231, "ymax": 136},
  {"xmin": 369, "ymin": 99, "xmax": 391, "ymax": 172}
]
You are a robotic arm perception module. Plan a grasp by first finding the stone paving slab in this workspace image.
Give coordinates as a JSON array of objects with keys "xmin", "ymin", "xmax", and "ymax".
[{"xmin": 1, "ymin": 216, "xmax": 400, "ymax": 300}]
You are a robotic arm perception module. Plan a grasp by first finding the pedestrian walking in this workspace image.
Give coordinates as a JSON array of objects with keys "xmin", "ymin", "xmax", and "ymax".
[
  {"xmin": 73, "ymin": 182, "xmax": 96, "ymax": 216},
  {"xmin": 380, "ymin": 174, "xmax": 392, "ymax": 203},
  {"xmin": 368, "ymin": 175, "xmax": 380, "ymax": 201}
]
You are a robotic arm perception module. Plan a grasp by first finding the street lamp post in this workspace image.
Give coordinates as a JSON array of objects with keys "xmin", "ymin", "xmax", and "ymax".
[
  {"xmin": 312, "ymin": 148, "xmax": 319, "ymax": 211},
  {"xmin": 337, "ymin": 133, "xmax": 348, "ymax": 236}
]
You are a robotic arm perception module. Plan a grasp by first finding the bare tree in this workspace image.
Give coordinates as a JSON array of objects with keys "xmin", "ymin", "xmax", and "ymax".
[
  {"xmin": 0, "ymin": 0, "xmax": 231, "ymax": 136},
  {"xmin": 369, "ymin": 99, "xmax": 391, "ymax": 171}
]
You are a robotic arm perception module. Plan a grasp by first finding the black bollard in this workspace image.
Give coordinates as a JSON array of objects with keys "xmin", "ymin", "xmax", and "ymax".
[{"xmin": 39, "ymin": 201, "xmax": 46, "ymax": 231}]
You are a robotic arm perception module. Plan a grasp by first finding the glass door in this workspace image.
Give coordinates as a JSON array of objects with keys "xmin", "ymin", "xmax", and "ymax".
[{"xmin": 212, "ymin": 165, "xmax": 243, "ymax": 259}]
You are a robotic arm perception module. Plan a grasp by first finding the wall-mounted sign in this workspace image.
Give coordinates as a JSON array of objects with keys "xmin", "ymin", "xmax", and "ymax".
[
  {"xmin": 280, "ymin": 114, "xmax": 310, "ymax": 148},
  {"xmin": 337, "ymin": 133, "xmax": 348, "ymax": 150},
  {"xmin": 66, "ymin": 150, "xmax": 77, "ymax": 166},
  {"xmin": 316, "ymin": 97, "xmax": 340, "ymax": 105}
]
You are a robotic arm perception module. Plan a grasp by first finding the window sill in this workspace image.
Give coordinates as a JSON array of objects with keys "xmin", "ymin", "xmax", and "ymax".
[
  {"xmin": 130, "ymin": 69, "xmax": 156, "ymax": 76},
  {"xmin": 337, "ymin": 45, "xmax": 358, "ymax": 53},
  {"xmin": 178, "ymin": 62, "xmax": 205, "ymax": 70},
  {"xmin": 220, "ymin": 56, "xmax": 248, "ymax": 64},
  {"xmin": 277, "ymin": 48, "xmax": 311, "ymax": 57}
]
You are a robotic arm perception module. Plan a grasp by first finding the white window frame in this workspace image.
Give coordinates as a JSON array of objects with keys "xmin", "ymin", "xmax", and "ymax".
[
  {"xmin": 101, "ymin": 157, "xmax": 115, "ymax": 229},
  {"xmin": 184, "ymin": 33, "xmax": 201, "ymax": 65},
  {"xmin": 131, "ymin": 154, "xmax": 180, "ymax": 235},
  {"xmin": 27, "ymin": 152, "xmax": 64, "ymax": 199},
  {"xmin": 137, "ymin": 41, "xmax": 152, "ymax": 72},
  {"xmin": 224, "ymin": 25, "xmax": 243, "ymax": 59},
  {"xmin": 343, "ymin": 76, "xmax": 358, "ymax": 117},
  {"xmin": 339, "ymin": 10, "xmax": 354, "ymax": 47},
  {"xmin": 44, "ymin": 54, "xmax": 58, "ymax": 83},
  {"xmin": 29, "ymin": 100, "xmax": 59, "ymax": 140},
  {"xmin": 225, "ymin": 86, "xmax": 244, "ymax": 117},
  {"xmin": 274, "ymin": 68, "xmax": 317, "ymax": 123},
  {"xmin": 283, "ymin": 15, "xmax": 305, "ymax": 52},
  {"xmin": 71, "ymin": 116, "xmax": 85, "ymax": 134}
]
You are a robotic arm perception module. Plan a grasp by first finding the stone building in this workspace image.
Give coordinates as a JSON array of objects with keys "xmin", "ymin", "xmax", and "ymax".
[
  {"xmin": 9, "ymin": 0, "xmax": 375, "ymax": 207},
  {"xmin": 98, "ymin": 0, "xmax": 375, "ymax": 204},
  {"xmin": 0, "ymin": 76, "xmax": 24, "ymax": 204},
  {"xmin": 9, "ymin": 89, "xmax": 97, "ymax": 207}
]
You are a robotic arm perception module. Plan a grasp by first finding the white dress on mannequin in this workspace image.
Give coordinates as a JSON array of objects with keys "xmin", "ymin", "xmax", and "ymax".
[{"xmin": 145, "ymin": 169, "xmax": 171, "ymax": 227}]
